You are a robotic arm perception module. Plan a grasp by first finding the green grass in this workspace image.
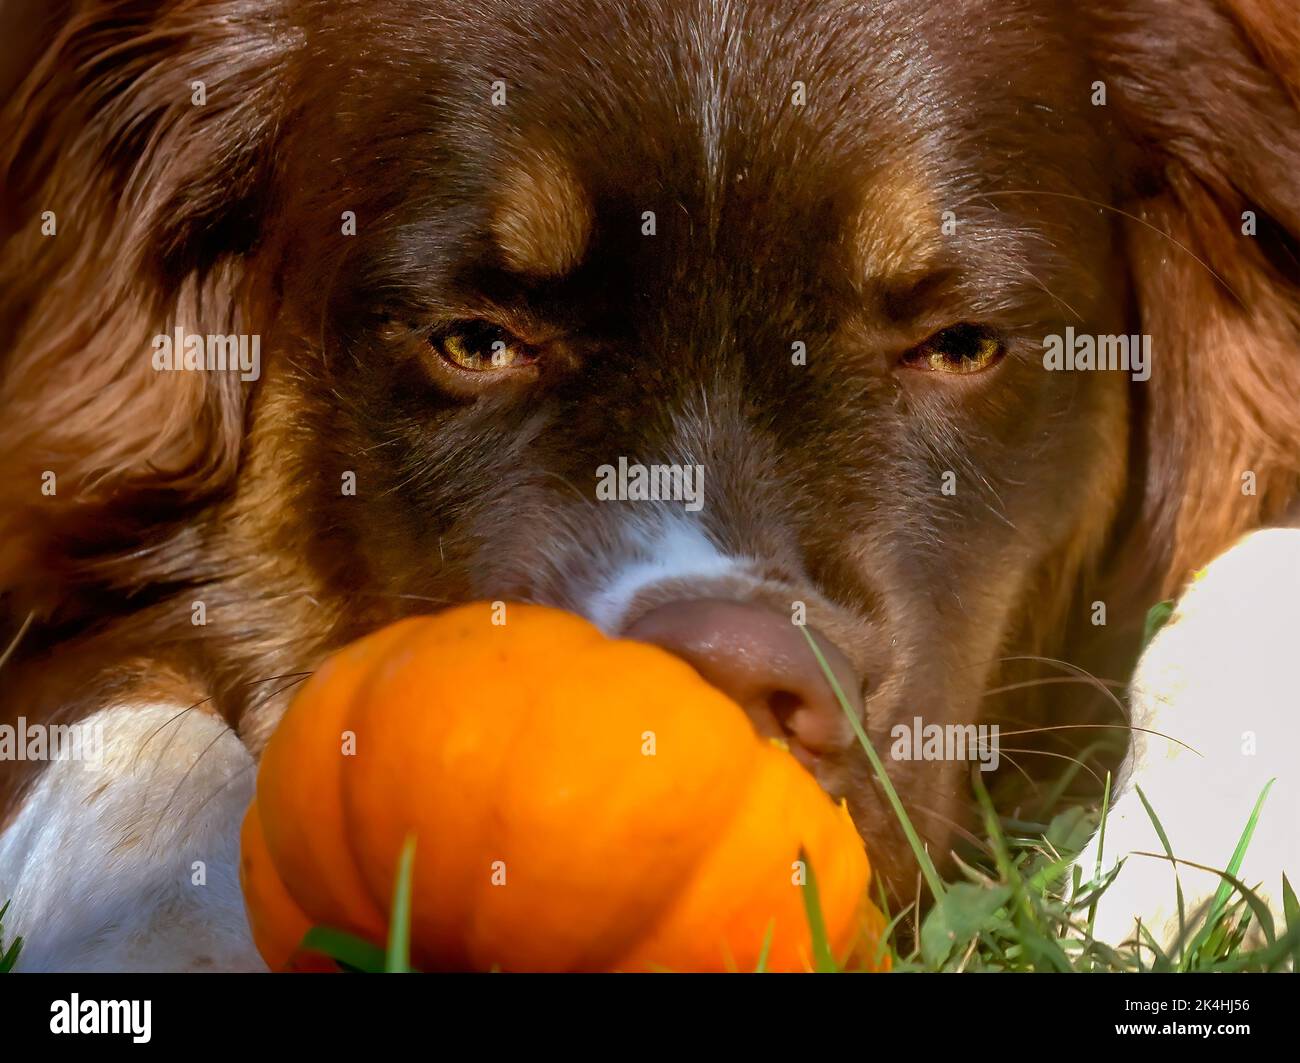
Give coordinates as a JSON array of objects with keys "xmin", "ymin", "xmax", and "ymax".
[
  {"xmin": 798, "ymin": 848, "xmax": 840, "ymax": 972},
  {"xmin": 874, "ymin": 783, "xmax": 1297, "ymax": 972},
  {"xmin": 302, "ymin": 834, "xmax": 420, "ymax": 973},
  {"xmin": 0, "ymin": 899, "xmax": 23, "ymax": 972},
  {"xmin": 802, "ymin": 627, "xmax": 1298, "ymax": 973}
]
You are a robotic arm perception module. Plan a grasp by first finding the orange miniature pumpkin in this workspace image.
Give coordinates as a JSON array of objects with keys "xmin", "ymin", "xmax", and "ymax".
[{"xmin": 240, "ymin": 602, "xmax": 889, "ymax": 972}]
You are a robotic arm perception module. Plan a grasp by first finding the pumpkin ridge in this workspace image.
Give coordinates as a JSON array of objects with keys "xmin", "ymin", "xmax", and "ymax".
[
  {"xmin": 336, "ymin": 619, "xmax": 461, "ymax": 944},
  {"xmin": 614, "ymin": 744, "xmax": 872, "ymax": 972},
  {"xmin": 460, "ymin": 632, "xmax": 760, "ymax": 971},
  {"xmin": 567, "ymin": 703, "xmax": 763, "ymax": 972},
  {"xmin": 457, "ymin": 667, "xmax": 552, "ymax": 970},
  {"xmin": 320, "ymin": 620, "xmax": 432, "ymax": 937},
  {"xmin": 607, "ymin": 746, "xmax": 769, "ymax": 970}
]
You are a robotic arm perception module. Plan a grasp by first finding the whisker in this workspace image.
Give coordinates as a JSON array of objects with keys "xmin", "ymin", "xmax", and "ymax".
[
  {"xmin": 151, "ymin": 725, "xmax": 233, "ymax": 848},
  {"xmin": 982, "ymin": 675, "xmax": 1128, "ymax": 698},
  {"xmin": 244, "ymin": 673, "xmax": 313, "ymax": 716},
  {"xmin": 135, "ymin": 705, "xmax": 203, "ymax": 823},
  {"xmin": 0, "ymin": 610, "xmax": 35, "ymax": 673},
  {"xmin": 149, "ymin": 675, "xmax": 312, "ymax": 843},
  {"xmin": 945, "ymin": 651, "xmax": 1127, "ymax": 689},
  {"xmin": 386, "ymin": 592, "xmax": 457, "ymax": 606},
  {"xmin": 995, "ymin": 655, "xmax": 1128, "ymax": 719},
  {"xmin": 902, "ymin": 801, "xmax": 988, "ymax": 856},
  {"xmin": 980, "ymin": 747, "xmax": 1036, "ymax": 790},
  {"xmin": 134, "ymin": 671, "xmax": 314, "ymax": 772},
  {"xmin": 1014, "ymin": 262, "xmax": 1083, "ymax": 322},
  {"xmin": 976, "ymin": 189, "xmax": 1245, "ymax": 308},
  {"xmin": 135, "ymin": 704, "xmax": 206, "ymax": 770},
  {"xmin": 173, "ymin": 761, "xmax": 257, "ymax": 842},
  {"xmin": 157, "ymin": 588, "xmax": 459, "ymax": 612},
  {"xmin": 991, "ymin": 722, "xmax": 1200, "ymax": 756},
  {"xmin": 991, "ymin": 747, "xmax": 1105, "ymax": 788}
]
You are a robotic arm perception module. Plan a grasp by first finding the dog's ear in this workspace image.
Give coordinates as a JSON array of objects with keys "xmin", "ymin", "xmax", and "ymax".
[
  {"xmin": 0, "ymin": 1, "xmax": 295, "ymax": 602},
  {"xmin": 1086, "ymin": 0, "xmax": 1300, "ymax": 595}
]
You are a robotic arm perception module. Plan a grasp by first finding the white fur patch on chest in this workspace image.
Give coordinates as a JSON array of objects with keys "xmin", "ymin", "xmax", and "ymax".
[{"xmin": 0, "ymin": 702, "xmax": 264, "ymax": 972}]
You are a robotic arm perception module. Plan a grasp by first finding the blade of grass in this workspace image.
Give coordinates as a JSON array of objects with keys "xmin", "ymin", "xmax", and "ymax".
[
  {"xmin": 1136, "ymin": 919, "xmax": 1172, "ymax": 972},
  {"xmin": 877, "ymin": 907, "xmax": 912, "ymax": 960},
  {"xmin": 799, "ymin": 849, "xmax": 839, "ymax": 973},
  {"xmin": 1084, "ymin": 771, "xmax": 1113, "ymax": 957},
  {"xmin": 0, "ymin": 898, "xmax": 21, "ymax": 973},
  {"xmin": 800, "ymin": 626, "xmax": 945, "ymax": 902},
  {"xmin": 386, "ymin": 833, "xmax": 417, "ymax": 973},
  {"xmin": 1176, "ymin": 778, "xmax": 1275, "ymax": 963},
  {"xmin": 1066, "ymin": 860, "xmax": 1125, "ymax": 914},
  {"xmin": 1142, "ymin": 600, "xmax": 1175, "ymax": 648},
  {"xmin": 1282, "ymin": 876, "xmax": 1300, "ymax": 968},
  {"xmin": 1132, "ymin": 784, "xmax": 1187, "ymax": 966},
  {"xmin": 971, "ymin": 769, "xmax": 1072, "ymax": 971},
  {"xmin": 1211, "ymin": 921, "xmax": 1300, "ymax": 972},
  {"xmin": 1132, "ymin": 852, "xmax": 1276, "ymax": 950},
  {"xmin": 300, "ymin": 927, "xmax": 386, "ymax": 973},
  {"xmin": 1026, "ymin": 853, "xmax": 1077, "ymax": 894},
  {"xmin": 1206, "ymin": 779, "xmax": 1274, "ymax": 932},
  {"xmin": 753, "ymin": 921, "xmax": 775, "ymax": 973}
]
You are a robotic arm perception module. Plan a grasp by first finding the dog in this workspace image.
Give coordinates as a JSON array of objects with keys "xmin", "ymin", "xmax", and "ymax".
[{"xmin": 1, "ymin": 0, "xmax": 1298, "ymax": 971}]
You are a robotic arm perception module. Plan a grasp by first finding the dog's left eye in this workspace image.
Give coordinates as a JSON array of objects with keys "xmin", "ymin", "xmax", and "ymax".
[
  {"xmin": 901, "ymin": 323, "xmax": 1005, "ymax": 374},
  {"xmin": 432, "ymin": 321, "xmax": 536, "ymax": 372}
]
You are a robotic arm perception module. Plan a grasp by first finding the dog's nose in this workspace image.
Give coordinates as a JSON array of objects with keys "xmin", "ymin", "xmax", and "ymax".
[{"xmin": 624, "ymin": 599, "xmax": 863, "ymax": 771}]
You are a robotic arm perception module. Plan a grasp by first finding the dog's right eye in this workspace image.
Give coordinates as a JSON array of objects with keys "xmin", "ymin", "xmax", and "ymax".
[
  {"xmin": 899, "ymin": 323, "xmax": 1005, "ymax": 375},
  {"xmin": 431, "ymin": 321, "xmax": 537, "ymax": 372}
]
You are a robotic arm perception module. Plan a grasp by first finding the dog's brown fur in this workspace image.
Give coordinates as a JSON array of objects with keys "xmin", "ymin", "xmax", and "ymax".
[{"xmin": 2, "ymin": 0, "xmax": 1299, "ymax": 897}]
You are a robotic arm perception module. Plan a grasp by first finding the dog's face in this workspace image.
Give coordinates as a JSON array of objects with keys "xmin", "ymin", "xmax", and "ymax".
[
  {"xmin": 7, "ymin": 0, "xmax": 1300, "ymax": 900},
  {"xmin": 233, "ymin": 0, "xmax": 1133, "ymax": 885}
]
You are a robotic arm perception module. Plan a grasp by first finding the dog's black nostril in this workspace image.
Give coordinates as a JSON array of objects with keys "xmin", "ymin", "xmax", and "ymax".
[
  {"xmin": 766, "ymin": 688, "xmax": 802, "ymax": 720},
  {"xmin": 764, "ymin": 689, "xmax": 804, "ymax": 737}
]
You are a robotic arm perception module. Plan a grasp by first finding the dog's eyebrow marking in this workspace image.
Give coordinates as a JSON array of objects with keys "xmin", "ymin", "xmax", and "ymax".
[
  {"xmin": 492, "ymin": 149, "xmax": 592, "ymax": 277},
  {"xmin": 853, "ymin": 172, "xmax": 944, "ymax": 290}
]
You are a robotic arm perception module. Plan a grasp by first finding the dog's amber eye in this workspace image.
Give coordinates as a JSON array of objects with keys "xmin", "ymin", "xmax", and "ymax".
[
  {"xmin": 433, "ymin": 321, "xmax": 535, "ymax": 372},
  {"xmin": 902, "ymin": 323, "xmax": 1004, "ymax": 374}
]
